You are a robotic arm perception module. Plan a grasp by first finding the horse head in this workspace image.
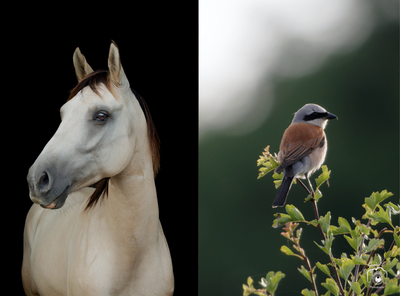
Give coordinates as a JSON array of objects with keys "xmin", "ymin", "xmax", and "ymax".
[{"xmin": 27, "ymin": 41, "xmax": 157, "ymax": 210}]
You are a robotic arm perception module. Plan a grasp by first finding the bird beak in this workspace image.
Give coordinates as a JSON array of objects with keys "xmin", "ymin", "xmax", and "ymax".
[{"xmin": 325, "ymin": 112, "xmax": 338, "ymax": 120}]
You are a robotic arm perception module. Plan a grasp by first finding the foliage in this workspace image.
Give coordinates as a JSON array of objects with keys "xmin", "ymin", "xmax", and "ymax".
[{"xmin": 243, "ymin": 146, "xmax": 400, "ymax": 296}]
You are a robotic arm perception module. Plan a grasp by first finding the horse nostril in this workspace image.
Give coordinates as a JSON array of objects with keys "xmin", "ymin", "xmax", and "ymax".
[{"xmin": 39, "ymin": 171, "xmax": 50, "ymax": 193}]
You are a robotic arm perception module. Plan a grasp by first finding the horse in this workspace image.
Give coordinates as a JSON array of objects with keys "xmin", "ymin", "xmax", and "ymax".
[{"xmin": 22, "ymin": 41, "xmax": 174, "ymax": 296}]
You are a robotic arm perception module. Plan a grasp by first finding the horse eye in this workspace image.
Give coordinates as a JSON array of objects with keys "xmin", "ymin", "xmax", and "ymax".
[{"xmin": 94, "ymin": 111, "xmax": 109, "ymax": 122}]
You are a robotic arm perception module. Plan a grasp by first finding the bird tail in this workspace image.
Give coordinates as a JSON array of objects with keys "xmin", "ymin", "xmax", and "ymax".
[{"xmin": 272, "ymin": 174, "xmax": 293, "ymax": 208}]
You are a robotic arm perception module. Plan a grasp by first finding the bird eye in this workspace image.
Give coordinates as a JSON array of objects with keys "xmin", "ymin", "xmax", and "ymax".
[{"xmin": 94, "ymin": 111, "xmax": 109, "ymax": 122}]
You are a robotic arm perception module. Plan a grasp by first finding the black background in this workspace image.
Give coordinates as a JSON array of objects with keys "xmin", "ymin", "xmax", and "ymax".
[{"xmin": 5, "ymin": 3, "xmax": 198, "ymax": 295}]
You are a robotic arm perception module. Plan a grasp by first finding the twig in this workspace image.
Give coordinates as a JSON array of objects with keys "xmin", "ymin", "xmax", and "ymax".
[
  {"xmin": 296, "ymin": 178, "xmax": 311, "ymax": 195},
  {"xmin": 303, "ymin": 250, "xmax": 319, "ymax": 296},
  {"xmin": 297, "ymin": 179, "xmax": 345, "ymax": 296},
  {"xmin": 288, "ymin": 223, "xmax": 320, "ymax": 296},
  {"xmin": 312, "ymin": 199, "xmax": 326, "ymax": 240},
  {"xmin": 309, "ymin": 200, "xmax": 343, "ymax": 294}
]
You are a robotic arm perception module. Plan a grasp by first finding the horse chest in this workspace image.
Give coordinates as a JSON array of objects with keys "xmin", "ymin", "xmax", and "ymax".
[{"xmin": 27, "ymin": 202, "xmax": 140, "ymax": 295}]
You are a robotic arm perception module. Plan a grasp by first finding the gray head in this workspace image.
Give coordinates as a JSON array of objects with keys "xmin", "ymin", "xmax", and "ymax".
[{"xmin": 292, "ymin": 103, "xmax": 337, "ymax": 129}]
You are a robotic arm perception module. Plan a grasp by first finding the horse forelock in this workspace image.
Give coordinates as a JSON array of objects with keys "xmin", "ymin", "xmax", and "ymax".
[
  {"xmin": 67, "ymin": 70, "xmax": 160, "ymax": 210},
  {"xmin": 68, "ymin": 70, "xmax": 113, "ymax": 102}
]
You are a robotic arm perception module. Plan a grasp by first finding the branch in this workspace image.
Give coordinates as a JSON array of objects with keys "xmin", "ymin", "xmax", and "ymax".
[
  {"xmin": 289, "ymin": 225, "xmax": 319, "ymax": 296},
  {"xmin": 311, "ymin": 198, "xmax": 326, "ymax": 241},
  {"xmin": 296, "ymin": 178, "xmax": 311, "ymax": 195},
  {"xmin": 297, "ymin": 179, "xmax": 345, "ymax": 296},
  {"xmin": 303, "ymin": 251, "xmax": 319, "ymax": 296}
]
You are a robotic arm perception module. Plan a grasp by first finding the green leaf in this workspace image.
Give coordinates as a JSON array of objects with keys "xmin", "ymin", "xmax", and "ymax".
[
  {"xmin": 359, "ymin": 273, "xmax": 368, "ymax": 288},
  {"xmin": 270, "ymin": 271, "xmax": 285, "ymax": 288},
  {"xmin": 272, "ymin": 213, "xmax": 292, "ymax": 228},
  {"xmin": 269, "ymin": 156, "xmax": 279, "ymax": 167},
  {"xmin": 338, "ymin": 217, "xmax": 351, "ymax": 232},
  {"xmin": 385, "ymin": 202, "xmax": 400, "ymax": 221},
  {"xmin": 314, "ymin": 243, "xmax": 327, "ymax": 255},
  {"xmin": 373, "ymin": 190, "xmax": 392, "ymax": 204},
  {"xmin": 247, "ymin": 276, "xmax": 254, "ymax": 286},
  {"xmin": 344, "ymin": 235, "xmax": 357, "ymax": 251},
  {"xmin": 331, "ymin": 225, "xmax": 350, "ymax": 235},
  {"xmin": 257, "ymin": 146, "xmax": 281, "ymax": 179},
  {"xmin": 314, "ymin": 189, "xmax": 323, "ymax": 202},
  {"xmin": 350, "ymin": 255, "xmax": 367, "ymax": 265},
  {"xmin": 316, "ymin": 262, "xmax": 331, "ymax": 277},
  {"xmin": 384, "ymin": 278, "xmax": 400, "ymax": 295},
  {"xmin": 365, "ymin": 205, "xmax": 393, "ymax": 227},
  {"xmin": 263, "ymin": 271, "xmax": 285, "ymax": 294},
  {"xmin": 340, "ymin": 262, "xmax": 354, "ymax": 280},
  {"xmin": 319, "ymin": 212, "xmax": 331, "ymax": 235},
  {"xmin": 370, "ymin": 228, "xmax": 379, "ymax": 238},
  {"xmin": 384, "ymin": 246, "xmax": 400, "ymax": 260},
  {"xmin": 285, "ymin": 204, "xmax": 305, "ymax": 221},
  {"xmin": 371, "ymin": 253, "xmax": 383, "ymax": 265},
  {"xmin": 321, "ymin": 278, "xmax": 339, "ymax": 295},
  {"xmin": 383, "ymin": 258, "xmax": 399, "ymax": 272},
  {"xmin": 280, "ymin": 245, "xmax": 303, "ymax": 260},
  {"xmin": 366, "ymin": 238, "xmax": 385, "ymax": 253},
  {"xmin": 273, "ymin": 172, "xmax": 283, "ymax": 188},
  {"xmin": 387, "ymin": 202, "xmax": 400, "ymax": 211},
  {"xmin": 325, "ymin": 233, "xmax": 334, "ymax": 253},
  {"xmin": 364, "ymin": 190, "xmax": 394, "ymax": 211},
  {"xmin": 394, "ymin": 228, "xmax": 400, "ymax": 247},
  {"xmin": 335, "ymin": 255, "xmax": 355, "ymax": 279},
  {"xmin": 359, "ymin": 223, "xmax": 371, "ymax": 236},
  {"xmin": 315, "ymin": 165, "xmax": 330, "ymax": 190},
  {"xmin": 351, "ymin": 282, "xmax": 361, "ymax": 295},
  {"xmin": 305, "ymin": 189, "xmax": 323, "ymax": 203},
  {"xmin": 297, "ymin": 265, "xmax": 315, "ymax": 283},
  {"xmin": 365, "ymin": 197, "xmax": 377, "ymax": 210},
  {"xmin": 242, "ymin": 284, "xmax": 251, "ymax": 296},
  {"xmin": 274, "ymin": 179, "xmax": 282, "ymax": 188},
  {"xmin": 309, "ymin": 219, "xmax": 319, "ymax": 228},
  {"xmin": 301, "ymin": 289, "xmax": 316, "ymax": 296},
  {"xmin": 314, "ymin": 233, "xmax": 334, "ymax": 255},
  {"xmin": 329, "ymin": 225, "xmax": 338, "ymax": 234}
]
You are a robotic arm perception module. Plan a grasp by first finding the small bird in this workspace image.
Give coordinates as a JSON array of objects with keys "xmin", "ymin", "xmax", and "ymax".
[{"xmin": 273, "ymin": 103, "xmax": 337, "ymax": 208}]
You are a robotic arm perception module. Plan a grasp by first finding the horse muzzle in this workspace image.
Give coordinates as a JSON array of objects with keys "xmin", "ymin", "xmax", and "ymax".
[{"xmin": 27, "ymin": 167, "xmax": 71, "ymax": 210}]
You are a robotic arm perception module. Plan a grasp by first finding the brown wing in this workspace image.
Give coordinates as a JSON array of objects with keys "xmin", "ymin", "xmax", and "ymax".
[{"xmin": 276, "ymin": 122, "xmax": 325, "ymax": 171}]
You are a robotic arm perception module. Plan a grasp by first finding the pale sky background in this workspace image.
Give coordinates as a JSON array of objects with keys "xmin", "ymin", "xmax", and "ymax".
[{"xmin": 199, "ymin": 0, "xmax": 396, "ymax": 137}]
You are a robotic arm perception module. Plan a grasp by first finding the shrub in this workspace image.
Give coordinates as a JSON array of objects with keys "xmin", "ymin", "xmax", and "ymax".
[{"xmin": 243, "ymin": 146, "xmax": 400, "ymax": 296}]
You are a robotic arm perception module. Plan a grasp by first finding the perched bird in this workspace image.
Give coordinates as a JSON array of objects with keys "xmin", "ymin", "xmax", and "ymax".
[{"xmin": 273, "ymin": 104, "xmax": 337, "ymax": 208}]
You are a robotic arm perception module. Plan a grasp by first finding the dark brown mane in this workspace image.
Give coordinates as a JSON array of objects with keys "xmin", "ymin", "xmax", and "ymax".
[
  {"xmin": 67, "ymin": 70, "xmax": 160, "ymax": 210},
  {"xmin": 68, "ymin": 70, "xmax": 113, "ymax": 102}
]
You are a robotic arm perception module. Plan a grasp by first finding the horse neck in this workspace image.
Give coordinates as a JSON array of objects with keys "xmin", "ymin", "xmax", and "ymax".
[{"xmin": 105, "ymin": 141, "xmax": 160, "ymax": 247}]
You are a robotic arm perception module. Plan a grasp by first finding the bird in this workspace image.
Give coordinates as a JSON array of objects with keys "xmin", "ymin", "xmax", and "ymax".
[{"xmin": 272, "ymin": 103, "xmax": 337, "ymax": 208}]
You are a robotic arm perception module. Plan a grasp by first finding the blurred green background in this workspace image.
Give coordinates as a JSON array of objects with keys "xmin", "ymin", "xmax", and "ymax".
[{"xmin": 199, "ymin": 2, "xmax": 399, "ymax": 295}]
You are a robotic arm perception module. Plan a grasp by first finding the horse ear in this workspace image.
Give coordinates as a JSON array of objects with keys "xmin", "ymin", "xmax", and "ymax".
[
  {"xmin": 73, "ymin": 47, "xmax": 94, "ymax": 81},
  {"xmin": 108, "ymin": 41, "xmax": 130, "ymax": 88}
]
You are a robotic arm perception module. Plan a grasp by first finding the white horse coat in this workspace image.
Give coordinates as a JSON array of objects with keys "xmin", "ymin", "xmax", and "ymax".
[{"xmin": 22, "ymin": 42, "xmax": 174, "ymax": 296}]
